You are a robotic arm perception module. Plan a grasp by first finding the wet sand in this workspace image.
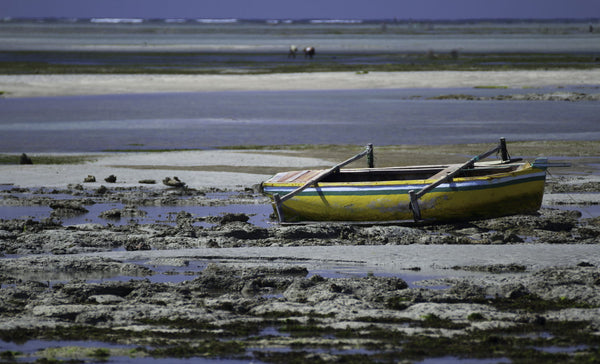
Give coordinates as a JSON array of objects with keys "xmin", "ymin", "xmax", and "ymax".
[
  {"xmin": 0, "ymin": 150, "xmax": 330, "ymax": 189},
  {"xmin": 2, "ymin": 69, "xmax": 600, "ymax": 98}
]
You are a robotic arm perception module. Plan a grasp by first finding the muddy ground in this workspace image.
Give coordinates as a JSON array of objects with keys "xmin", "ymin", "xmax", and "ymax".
[{"xmin": 0, "ymin": 172, "xmax": 599, "ymax": 363}]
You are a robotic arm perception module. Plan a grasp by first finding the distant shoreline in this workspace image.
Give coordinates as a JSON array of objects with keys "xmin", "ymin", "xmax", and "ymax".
[
  {"xmin": 1, "ymin": 70, "xmax": 600, "ymax": 98},
  {"xmin": 3, "ymin": 17, "xmax": 598, "ymax": 24}
]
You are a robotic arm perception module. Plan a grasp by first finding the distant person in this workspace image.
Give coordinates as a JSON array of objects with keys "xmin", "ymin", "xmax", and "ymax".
[
  {"xmin": 19, "ymin": 153, "xmax": 33, "ymax": 164},
  {"xmin": 304, "ymin": 46, "xmax": 315, "ymax": 59},
  {"xmin": 288, "ymin": 45, "xmax": 298, "ymax": 58}
]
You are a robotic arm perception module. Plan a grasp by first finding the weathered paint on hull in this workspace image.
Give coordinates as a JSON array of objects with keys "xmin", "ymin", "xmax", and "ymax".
[{"xmin": 262, "ymin": 166, "xmax": 546, "ymax": 222}]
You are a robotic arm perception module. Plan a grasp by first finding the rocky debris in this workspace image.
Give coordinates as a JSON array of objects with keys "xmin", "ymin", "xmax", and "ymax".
[
  {"xmin": 511, "ymin": 92, "xmax": 600, "ymax": 102},
  {"xmin": 546, "ymin": 180, "xmax": 600, "ymax": 193},
  {"xmin": 5, "ymin": 227, "xmax": 130, "ymax": 255},
  {"xmin": 98, "ymin": 208, "xmax": 121, "ymax": 220},
  {"xmin": 206, "ymin": 212, "xmax": 250, "ymax": 225},
  {"xmin": 1, "ymin": 259, "xmax": 599, "ymax": 363},
  {"xmin": 138, "ymin": 179, "xmax": 156, "ymax": 184},
  {"xmin": 350, "ymin": 225, "xmax": 426, "ymax": 244},
  {"xmin": 429, "ymin": 91, "xmax": 600, "ymax": 102},
  {"xmin": 83, "ymin": 175, "xmax": 96, "ymax": 183},
  {"xmin": 163, "ymin": 176, "xmax": 185, "ymax": 188},
  {"xmin": 98, "ymin": 206, "xmax": 148, "ymax": 220},
  {"xmin": 0, "ymin": 168, "xmax": 598, "ymax": 361},
  {"xmin": 0, "ymin": 204, "xmax": 597, "ymax": 255},
  {"xmin": 97, "ymin": 186, "xmax": 112, "ymax": 195},
  {"xmin": 575, "ymin": 217, "xmax": 600, "ymax": 240},
  {"xmin": 104, "ymin": 175, "xmax": 117, "ymax": 183},
  {"xmin": 49, "ymin": 200, "xmax": 89, "ymax": 218},
  {"xmin": 470, "ymin": 208, "xmax": 581, "ymax": 237},
  {"xmin": 0, "ymin": 256, "xmax": 154, "ymax": 279},
  {"xmin": 217, "ymin": 222, "xmax": 269, "ymax": 240},
  {"xmin": 184, "ymin": 264, "xmax": 308, "ymax": 297},
  {"xmin": 282, "ymin": 274, "xmax": 408, "ymax": 305},
  {"xmin": 452, "ymin": 263, "xmax": 527, "ymax": 273},
  {"xmin": 124, "ymin": 236, "xmax": 151, "ymax": 251}
]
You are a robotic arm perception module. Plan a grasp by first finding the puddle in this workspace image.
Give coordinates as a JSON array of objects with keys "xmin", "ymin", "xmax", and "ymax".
[
  {"xmin": 416, "ymin": 357, "xmax": 511, "ymax": 364},
  {"xmin": 0, "ymin": 185, "xmax": 273, "ymax": 227},
  {"xmin": 261, "ymin": 293, "xmax": 284, "ymax": 299},
  {"xmin": 307, "ymin": 266, "xmax": 445, "ymax": 289},
  {"xmin": 307, "ymin": 266, "xmax": 372, "ymax": 279},
  {"xmin": 519, "ymin": 235, "xmax": 539, "ymax": 243},
  {"xmin": 0, "ymin": 205, "xmax": 52, "ymax": 220},
  {"xmin": 0, "ymin": 201, "xmax": 274, "ymax": 227},
  {"xmin": 0, "ymin": 339, "xmax": 262, "ymax": 363},
  {"xmin": 258, "ymin": 327, "xmax": 290, "ymax": 337},
  {"xmin": 8, "ymin": 256, "xmax": 444, "ymax": 291},
  {"xmin": 532, "ymin": 345, "xmax": 589, "ymax": 354},
  {"xmin": 0, "ymin": 339, "xmax": 138, "ymax": 354},
  {"xmin": 64, "ymin": 203, "xmax": 273, "ymax": 227},
  {"xmin": 0, "ymin": 184, "xmax": 15, "ymax": 192},
  {"xmin": 106, "ymin": 358, "xmax": 259, "ymax": 364},
  {"xmin": 547, "ymin": 203, "xmax": 600, "ymax": 219},
  {"xmin": 247, "ymin": 346, "xmax": 381, "ymax": 356}
]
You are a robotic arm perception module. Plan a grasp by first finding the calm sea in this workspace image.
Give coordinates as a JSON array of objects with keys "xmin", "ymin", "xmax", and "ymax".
[
  {"xmin": 1, "ymin": 88, "xmax": 599, "ymax": 152},
  {"xmin": 1, "ymin": 18, "xmax": 599, "ymax": 53}
]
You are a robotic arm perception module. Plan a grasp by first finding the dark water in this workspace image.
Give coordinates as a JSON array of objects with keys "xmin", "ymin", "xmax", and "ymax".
[{"xmin": 1, "ymin": 88, "xmax": 599, "ymax": 152}]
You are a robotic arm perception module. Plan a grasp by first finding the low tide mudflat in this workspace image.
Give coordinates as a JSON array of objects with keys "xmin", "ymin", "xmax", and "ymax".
[{"xmin": 1, "ymin": 141, "xmax": 599, "ymax": 363}]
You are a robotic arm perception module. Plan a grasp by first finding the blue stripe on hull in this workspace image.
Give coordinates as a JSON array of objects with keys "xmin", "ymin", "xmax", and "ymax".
[{"xmin": 263, "ymin": 171, "xmax": 546, "ymax": 197}]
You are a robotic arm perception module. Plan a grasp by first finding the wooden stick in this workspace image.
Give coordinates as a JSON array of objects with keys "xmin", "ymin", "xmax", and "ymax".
[
  {"xmin": 409, "ymin": 138, "xmax": 506, "ymax": 221},
  {"xmin": 499, "ymin": 137, "xmax": 509, "ymax": 161},
  {"xmin": 273, "ymin": 144, "xmax": 373, "ymax": 221},
  {"xmin": 278, "ymin": 144, "xmax": 372, "ymax": 203},
  {"xmin": 367, "ymin": 143, "xmax": 374, "ymax": 168}
]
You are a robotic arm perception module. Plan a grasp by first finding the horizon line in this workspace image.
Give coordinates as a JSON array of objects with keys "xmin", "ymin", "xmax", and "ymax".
[{"xmin": 2, "ymin": 16, "xmax": 599, "ymax": 22}]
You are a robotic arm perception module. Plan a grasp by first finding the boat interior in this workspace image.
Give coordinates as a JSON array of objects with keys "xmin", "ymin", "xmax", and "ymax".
[{"xmin": 319, "ymin": 162, "xmax": 524, "ymax": 183}]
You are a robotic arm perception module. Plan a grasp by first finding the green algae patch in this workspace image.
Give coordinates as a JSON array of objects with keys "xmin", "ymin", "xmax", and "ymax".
[
  {"xmin": 2, "ymin": 50, "xmax": 599, "ymax": 75},
  {"xmin": 420, "ymin": 313, "xmax": 469, "ymax": 330},
  {"xmin": 467, "ymin": 312, "xmax": 486, "ymax": 321},
  {"xmin": 0, "ymin": 154, "xmax": 96, "ymax": 165},
  {"xmin": 219, "ymin": 140, "xmax": 600, "ymax": 170},
  {"xmin": 0, "ymin": 350, "xmax": 19, "ymax": 360},
  {"xmin": 475, "ymin": 85, "xmax": 509, "ymax": 89},
  {"xmin": 34, "ymin": 346, "xmax": 147, "ymax": 362},
  {"xmin": 490, "ymin": 294, "xmax": 596, "ymax": 313},
  {"xmin": 144, "ymin": 341, "xmax": 246, "ymax": 359}
]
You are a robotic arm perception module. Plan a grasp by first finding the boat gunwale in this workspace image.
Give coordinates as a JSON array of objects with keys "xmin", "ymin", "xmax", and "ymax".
[{"xmin": 262, "ymin": 162, "xmax": 538, "ymax": 189}]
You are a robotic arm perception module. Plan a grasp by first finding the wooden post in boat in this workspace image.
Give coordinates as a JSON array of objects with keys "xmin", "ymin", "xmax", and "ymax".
[
  {"xmin": 273, "ymin": 193, "xmax": 285, "ymax": 222},
  {"xmin": 409, "ymin": 138, "xmax": 508, "ymax": 221},
  {"xmin": 408, "ymin": 190, "xmax": 422, "ymax": 221},
  {"xmin": 273, "ymin": 144, "xmax": 374, "ymax": 222},
  {"xmin": 500, "ymin": 137, "xmax": 509, "ymax": 161}
]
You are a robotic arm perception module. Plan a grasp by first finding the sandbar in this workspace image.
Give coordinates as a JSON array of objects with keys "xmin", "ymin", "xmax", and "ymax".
[{"xmin": 2, "ymin": 69, "xmax": 600, "ymax": 98}]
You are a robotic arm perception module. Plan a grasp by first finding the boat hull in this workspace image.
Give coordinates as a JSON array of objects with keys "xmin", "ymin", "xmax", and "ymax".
[{"xmin": 262, "ymin": 164, "xmax": 546, "ymax": 223}]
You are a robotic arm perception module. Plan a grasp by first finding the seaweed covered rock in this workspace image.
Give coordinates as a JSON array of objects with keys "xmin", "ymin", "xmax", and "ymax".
[{"xmin": 49, "ymin": 200, "xmax": 89, "ymax": 218}]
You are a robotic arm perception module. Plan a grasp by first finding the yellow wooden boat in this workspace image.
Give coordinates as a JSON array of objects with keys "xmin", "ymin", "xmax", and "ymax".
[{"xmin": 261, "ymin": 139, "xmax": 549, "ymax": 223}]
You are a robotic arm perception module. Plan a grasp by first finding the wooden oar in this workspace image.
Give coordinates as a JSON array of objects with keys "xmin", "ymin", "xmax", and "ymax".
[
  {"xmin": 409, "ymin": 138, "xmax": 508, "ymax": 221},
  {"xmin": 273, "ymin": 144, "xmax": 373, "ymax": 222}
]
